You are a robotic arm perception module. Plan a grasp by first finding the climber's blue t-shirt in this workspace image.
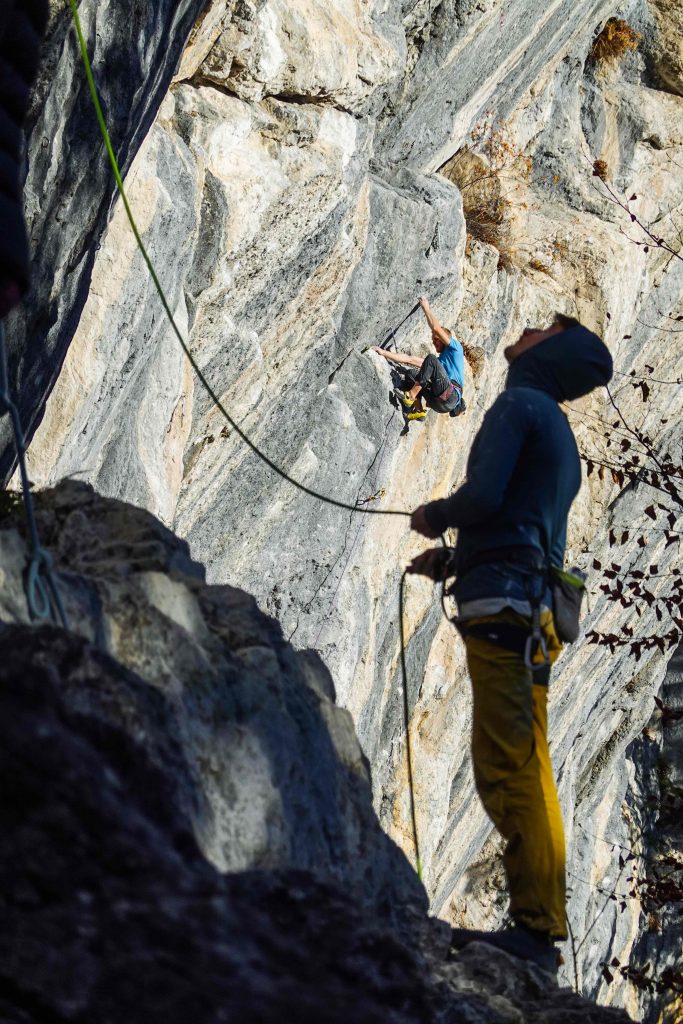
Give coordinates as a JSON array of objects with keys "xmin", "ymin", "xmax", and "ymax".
[{"xmin": 438, "ymin": 337, "xmax": 464, "ymax": 388}]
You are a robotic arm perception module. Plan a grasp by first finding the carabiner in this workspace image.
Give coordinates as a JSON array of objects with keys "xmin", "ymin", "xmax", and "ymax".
[{"xmin": 524, "ymin": 631, "xmax": 549, "ymax": 671}]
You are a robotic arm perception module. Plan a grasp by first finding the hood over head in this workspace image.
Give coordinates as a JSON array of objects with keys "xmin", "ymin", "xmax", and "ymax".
[{"xmin": 505, "ymin": 324, "xmax": 613, "ymax": 402}]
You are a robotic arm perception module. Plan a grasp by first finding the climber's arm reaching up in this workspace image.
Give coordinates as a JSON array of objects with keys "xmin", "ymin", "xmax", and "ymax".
[{"xmin": 372, "ymin": 348, "xmax": 423, "ymax": 368}]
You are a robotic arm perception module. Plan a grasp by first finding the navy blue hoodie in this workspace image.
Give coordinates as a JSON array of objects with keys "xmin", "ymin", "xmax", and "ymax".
[{"xmin": 424, "ymin": 325, "xmax": 613, "ymax": 601}]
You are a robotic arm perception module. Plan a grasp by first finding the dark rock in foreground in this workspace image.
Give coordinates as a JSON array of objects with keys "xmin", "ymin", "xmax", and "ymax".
[
  {"xmin": 0, "ymin": 480, "xmax": 424, "ymax": 927},
  {"xmin": 0, "ymin": 484, "xmax": 632, "ymax": 1022}
]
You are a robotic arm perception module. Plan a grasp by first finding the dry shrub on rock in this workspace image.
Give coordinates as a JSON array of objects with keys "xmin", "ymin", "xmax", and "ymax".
[
  {"xmin": 590, "ymin": 19, "xmax": 641, "ymax": 67},
  {"xmin": 441, "ymin": 113, "xmax": 532, "ymax": 270}
]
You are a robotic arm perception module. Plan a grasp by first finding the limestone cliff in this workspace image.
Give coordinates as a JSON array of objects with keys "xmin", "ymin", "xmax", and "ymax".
[{"xmin": 1, "ymin": 0, "xmax": 682, "ymax": 1018}]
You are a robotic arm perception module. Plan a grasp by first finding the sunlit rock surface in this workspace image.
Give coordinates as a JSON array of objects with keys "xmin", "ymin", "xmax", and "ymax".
[{"xmin": 4, "ymin": 0, "xmax": 682, "ymax": 1017}]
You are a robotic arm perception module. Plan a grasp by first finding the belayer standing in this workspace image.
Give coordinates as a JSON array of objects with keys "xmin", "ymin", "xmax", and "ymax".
[
  {"xmin": 373, "ymin": 295, "xmax": 464, "ymax": 421},
  {"xmin": 408, "ymin": 314, "xmax": 613, "ymax": 972}
]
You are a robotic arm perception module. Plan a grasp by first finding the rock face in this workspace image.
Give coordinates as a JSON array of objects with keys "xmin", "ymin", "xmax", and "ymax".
[
  {"xmin": 3, "ymin": 0, "xmax": 683, "ymax": 1018},
  {"xmin": 617, "ymin": 648, "xmax": 683, "ymax": 1024},
  {"xmin": 0, "ymin": 0, "xmax": 207, "ymax": 480},
  {"xmin": 0, "ymin": 480, "xmax": 423, "ymax": 922},
  {"xmin": 0, "ymin": 485, "xmax": 634, "ymax": 1024}
]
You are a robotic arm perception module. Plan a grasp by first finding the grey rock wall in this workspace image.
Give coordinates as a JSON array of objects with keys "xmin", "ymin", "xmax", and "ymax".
[
  {"xmin": 0, "ymin": 480, "xmax": 424, "ymax": 924},
  {"xmin": 618, "ymin": 648, "xmax": 683, "ymax": 1024},
  {"xmin": 5, "ymin": 0, "xmax": 683, "ymax": 1017},
  {"xmin": 0, "ymin": 0, "xmax": 207, "ymax": 480}
]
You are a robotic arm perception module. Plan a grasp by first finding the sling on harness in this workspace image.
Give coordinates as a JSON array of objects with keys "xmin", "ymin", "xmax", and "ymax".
[
  {"xmin": 524, "ymin": 568, "xmax": 549, "ymax": 673},
  {"xmin": 437, "ymin": 379, "xmax": 461, "ymax": 402},
  {"xmin": 446, "ymin": 381, "xmax": 466, "ymax": 418}
]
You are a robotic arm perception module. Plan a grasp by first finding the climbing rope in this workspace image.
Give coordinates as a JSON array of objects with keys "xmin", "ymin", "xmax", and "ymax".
[
  {"xmin": 399, "ymin": 568, "xmax": 423, "ymax": 879},
  {"xmin": 68, "ymin": 0, "xmax": 409, "ymax": 521},
  {"xmin": 68, "ymin": 0, "xmax": 442, "ymax": 883},
  {"xmin": 397, "ymin": 537, "xmax": 450, "ymax": 881},
  {"xmin": 0, "ymin": 322, "xmax": 69, "ymax": 628}
]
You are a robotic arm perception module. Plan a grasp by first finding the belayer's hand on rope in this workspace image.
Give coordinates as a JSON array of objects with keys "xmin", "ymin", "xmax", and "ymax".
[
  {"xmin": 409, "ymin": 503, "xmax": 442, "ymax": 539},
  {"xmin": 406, "ymin": 546, "xmax": 453, "ymax": 581}
]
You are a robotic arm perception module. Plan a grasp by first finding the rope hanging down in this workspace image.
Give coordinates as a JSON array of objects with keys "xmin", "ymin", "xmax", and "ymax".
[
  {"xmin": 397, "ymin": 537, "xmax": 451, "ymax": 881},
  {"xmin": 399, "ymin": 569, "xmax": 422, "ymax": 879},
  {"xmin": 70, "ymin": 1, "xmax": 429, "ymax": 880},
  {"xmin": 0, "ymin": 322, "xmax": 69, "ymax": 628},
  {"xmin": 68, "ymin": 0, "xmax": 409, "ymax": 521}
]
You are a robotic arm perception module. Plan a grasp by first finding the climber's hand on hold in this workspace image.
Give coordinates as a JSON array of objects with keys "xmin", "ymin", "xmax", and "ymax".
[
  {"xmin": 410, "ymin": 504, "xmax": 440, "ymax": 539},
  {"xmin": 407, "ymin": 548, "xmax": 448, "ymax": 581}
]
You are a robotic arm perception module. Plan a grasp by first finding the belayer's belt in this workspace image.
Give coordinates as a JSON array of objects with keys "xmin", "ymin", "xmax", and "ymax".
[{"xmin": 437, "ymin": 379, "xmax": 462, "ymax": 402}]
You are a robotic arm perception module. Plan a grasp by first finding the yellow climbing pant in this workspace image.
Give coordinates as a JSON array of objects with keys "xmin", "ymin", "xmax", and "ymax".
[{"xmin": 463, "ymin": 609, "xmax": 567, "ymax": 939}]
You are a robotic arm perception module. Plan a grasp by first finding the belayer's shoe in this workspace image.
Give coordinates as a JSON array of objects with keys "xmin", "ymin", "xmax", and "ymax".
[{"xmin": 449, "ymin": 925, "xmax": 560, "ymax": 975}]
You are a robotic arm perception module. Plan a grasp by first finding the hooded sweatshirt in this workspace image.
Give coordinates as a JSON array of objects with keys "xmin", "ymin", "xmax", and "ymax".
[
  {"xmin": 424, "ymin": 324, "xmax": 613, "ymax": 608},
  {"xmin": 0, "ymin": 0, "xmax": 48, "ymax": 298}
]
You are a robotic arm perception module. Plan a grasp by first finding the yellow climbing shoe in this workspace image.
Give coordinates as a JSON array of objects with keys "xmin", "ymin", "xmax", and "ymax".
[
  {"xmin": 406, "ymin": 408, "xmax": 426, "ymax": 421},
  {"xmin": 397, "ymin": 390, "xmax": 416, "ymax": 409}
]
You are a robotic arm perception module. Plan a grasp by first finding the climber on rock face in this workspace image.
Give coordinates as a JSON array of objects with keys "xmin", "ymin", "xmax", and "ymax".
[
  {"xmin": 406, "ymin": 314, "xmax": 613, "ymax": 974},
  {"xmin": 372, "ymin": 296, "xmax": 464, "ymax": 421}
]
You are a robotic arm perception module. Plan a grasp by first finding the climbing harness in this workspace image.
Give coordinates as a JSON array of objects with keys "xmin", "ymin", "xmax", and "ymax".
[
  {"xmin": 0, "ymin": 322, "xmax": 69, "ymax": 628},
  {"xmin": 439, "ymin": 547, "xmax": 585, "ymax": 682},
  {"xmin": 436, "ymin": 380, "xmax": 461, "ymax": 403}
]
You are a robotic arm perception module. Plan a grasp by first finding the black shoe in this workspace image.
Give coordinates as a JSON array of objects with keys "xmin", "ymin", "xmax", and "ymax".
[{"xmin": 450, "ymin": 926, "xmax": 559, "ymax": 975}]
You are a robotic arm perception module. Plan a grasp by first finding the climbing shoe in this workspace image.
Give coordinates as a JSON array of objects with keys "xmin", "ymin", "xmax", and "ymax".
[
  {"xmin": 397, "ymin": 390, "xmax": 416, "ymax": 409},
  {"xmin": 405, "ymin": 407, "xmax": 426, "ymax": 421},
  {"xmin": 449, "ymin": 926, "xmax": 560, "ymax": 976}
]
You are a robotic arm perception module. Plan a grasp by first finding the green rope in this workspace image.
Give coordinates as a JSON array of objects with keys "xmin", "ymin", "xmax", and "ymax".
[
  {"xmin": 397, "ymin": 536, "xmax": 451, "ymax": 881},
  {"xmin": 399, "ymin": 569, "xmax": 423, "ymax": 880},
  {"xmin": 68, "ymin": 0, "xmax": 408, "ymax": 520},
  {"xmin": 69, "ymin": 0, "xmax": 431, "ymax": 882}
]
